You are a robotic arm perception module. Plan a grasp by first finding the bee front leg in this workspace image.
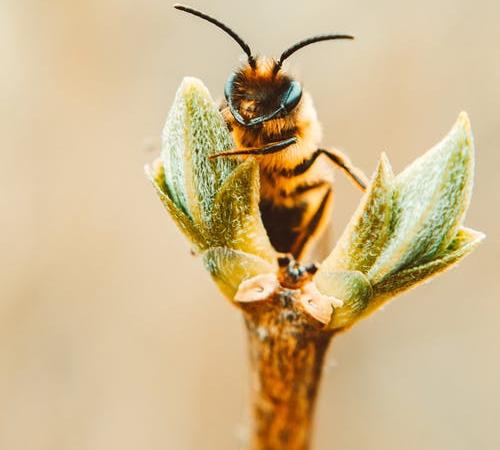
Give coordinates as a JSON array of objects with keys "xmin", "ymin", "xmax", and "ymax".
[
  {"xmin": 319, "ymin": 148, "xmax": 368, "ymax": 191},
  {"xmin": 278, "ymin": 148, "xmax": 368, "ymax": 192},
  {"xmin": 320, "ymin": 148, "xmax": 368, "ymax": 191},
  {"xmin": 209, "ymin": 137, "xmax": 297, "ymax": 159}
]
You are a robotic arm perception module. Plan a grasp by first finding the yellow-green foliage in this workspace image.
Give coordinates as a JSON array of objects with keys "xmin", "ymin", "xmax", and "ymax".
[
  {"xmin": 146, "ymin": 78, "xmax": 276, "ymax": 299},
  {"xmin": 315, "ymin": 113, "xmax": 484, "ymax": 329},
  {"xmin": 148, "ymin": 77, "xmax": 483, "ymax": 329}
]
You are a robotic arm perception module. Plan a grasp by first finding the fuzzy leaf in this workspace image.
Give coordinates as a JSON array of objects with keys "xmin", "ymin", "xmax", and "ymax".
[
  {"xmin": 161, "ymin": 77, "xmax": 237, "ymax": 225},
  {"xmin": 145, "ymin": 159, "xmax": 206, "ymax": 250},
  {"xmin": 210, "ymin": 159, "xmax": 276, "ymax": 263},
  {"xmin": 314, "ymin": 270, "xmax": 373, "ymax": 329},
  {"xmin": 152, "ymin": 76, "xmax": 276, "ymax": 267},
  {"xmin": 311, "ymin": 112, "xmax": 482, "ymax": 330},
  {"xmin": 203, "ymin": 247, "xmax": 276, "ymax": 300},
  {"xmin": 368, "ymin": 113, "xmax": 474, "ymax": 283},
  {"xmin": 363, "ymin": 227, "xmax": 484, "ymax": 317},
  {"xmin": 319, "ymin": 153, "xmax": 394, "ymax": 274}
]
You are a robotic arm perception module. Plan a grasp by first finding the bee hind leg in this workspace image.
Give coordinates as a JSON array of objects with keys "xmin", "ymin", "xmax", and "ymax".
[{"xmin": 291, "ymin": 187, "xmax": 333, "ymax": 260}]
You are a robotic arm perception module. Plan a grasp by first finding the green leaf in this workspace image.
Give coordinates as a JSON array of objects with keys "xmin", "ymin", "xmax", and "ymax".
[
  {"xmin": 314, "ymin": 270, "xmax": 373, "ymax": 329},
  {"xmin": 309, "ymin": 113, "xmax": 482, "ymax": 330},
  {"xmin": 161, "ymin": 77, "xmax": 237, "ymax": 225},
  {"xmin": 363, "ymin": 227, "xmax": 484, "ymax": 317},
  {"xmin": 149, "ymin": 77, "xmax": 278, "ymax": 292},
  {"xmin": 368, "ymin": 113, "xmax": 474, "ymax": 283},
  {"xmin": 319, "ymin": 153, "xmax": 394, "ymax": 274},
  {"xmin": 203, "ymin": 247, "xmax": 276, "ymax": 300},
  {"xmin": 210, "ymin": 159, "xmax": 276, "ymax": 264},
  {"xmin": 145, "ymin": 159, "xmax": 206, "ymax": 250}
]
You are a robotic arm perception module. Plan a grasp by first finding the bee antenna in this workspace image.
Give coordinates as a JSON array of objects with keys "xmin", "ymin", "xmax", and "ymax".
[
  {"xmin": 174, "ymin": 4, "xmax": 256, "ymax": 69},
  {"xmin": 274, "ymin": 34, "xmax": 354, "ymax": 73}
]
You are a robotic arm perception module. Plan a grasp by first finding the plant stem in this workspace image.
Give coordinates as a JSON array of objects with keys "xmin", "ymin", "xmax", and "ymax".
[{"xmin": 242, "ymin": 289, "xmax": 334, "ymax": 450}]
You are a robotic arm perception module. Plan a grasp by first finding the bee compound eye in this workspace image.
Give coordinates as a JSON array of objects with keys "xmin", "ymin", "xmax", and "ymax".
[
  {"xmin": 282, "ymin": 80, "xmax": 302, "ymax": 112},
  {"xmin": 224, "ymin": 73, "xmax": 249, "ymax": 127},
  {"xmin": 224, "ymin": 73, "xmax": 237, "ymax": 100}
]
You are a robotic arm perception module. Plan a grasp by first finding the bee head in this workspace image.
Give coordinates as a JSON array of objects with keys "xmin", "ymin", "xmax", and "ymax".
[
  {"xmin": 174, "ymin": 4, "xmax": 353, "ymax": 127},
  {"xmin": 224, "ymin": 59, "xmax": 303, "ymax": 127}
]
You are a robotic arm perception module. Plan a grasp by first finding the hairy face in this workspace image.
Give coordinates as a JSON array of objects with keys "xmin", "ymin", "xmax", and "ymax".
[{"xmin": 229, "ymin": 60, "xmax": 297, "ymax": 123}]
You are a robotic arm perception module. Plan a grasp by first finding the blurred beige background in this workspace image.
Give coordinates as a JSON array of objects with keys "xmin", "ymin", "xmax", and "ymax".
[{"xmin": 1, "ymin": 0, "xmax": 499, "ymax": 449}]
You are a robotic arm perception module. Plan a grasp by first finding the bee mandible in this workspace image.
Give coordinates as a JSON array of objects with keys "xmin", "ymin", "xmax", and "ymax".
[{"xmin": 174, "ymin": 4, "xmax": 368, "ymax": 259}]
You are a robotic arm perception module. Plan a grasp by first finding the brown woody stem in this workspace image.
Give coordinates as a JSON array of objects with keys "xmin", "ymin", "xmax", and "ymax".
[{"xmin": 242, "ymin": 289, "xmax": 334, "ymax": 450}]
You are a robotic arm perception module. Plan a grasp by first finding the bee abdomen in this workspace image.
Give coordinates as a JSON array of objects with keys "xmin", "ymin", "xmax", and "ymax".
[
  {"xmin": 278, "ymin": 180, "xmax": 328, "ymax": 199},
  {"xmin": 259, "ymin": 198, "xmax": 308, "ymax": 254},
  {"xmin": 259, "ymin": 187, "xmax": 333, "ymax": 258}
]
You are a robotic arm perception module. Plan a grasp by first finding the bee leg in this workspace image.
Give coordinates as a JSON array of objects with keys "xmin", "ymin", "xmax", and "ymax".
[
  {"xmin": 291, "ymin": 187, "xmax": 333, "ymax": 259},
  {"xmin": 304, "ymin": 262, "xmax": 319, "ymax": 275},
  {"xmin": 277, "ymin": 253, "xmax": 294, "ymax": 268},
  {"xmin": 209, "ymin": 137, "xmax": 297, "ymax": 159},
  {"xmin": 319, "ymin": 148, "xmax": 368, "ymax": 191}
]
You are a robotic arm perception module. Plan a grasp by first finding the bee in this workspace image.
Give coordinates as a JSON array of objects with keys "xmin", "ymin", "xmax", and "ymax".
[{"xmin": 174, "ymin": 4, "xmax": 368, "ymax": 259}]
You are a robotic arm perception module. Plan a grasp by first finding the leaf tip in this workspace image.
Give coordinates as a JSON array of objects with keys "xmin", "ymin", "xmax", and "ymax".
[
  {"xmin": 457, "ymin": 111, "xmax": 471, "ymax": 133},
  {"xmin": 462, "ymin": 227, "xmax": 485, "ymax": 247},
  {"xmin": 178, "ymin": 76, "xmax": 210, "ymax": 98},
  {"xmin": 452, "ymin": 111, "xmax": 474, "ymax": 158},
  {"xmin": 376, "ymin": 151, "xmax": 394, "ymax": 180}
]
